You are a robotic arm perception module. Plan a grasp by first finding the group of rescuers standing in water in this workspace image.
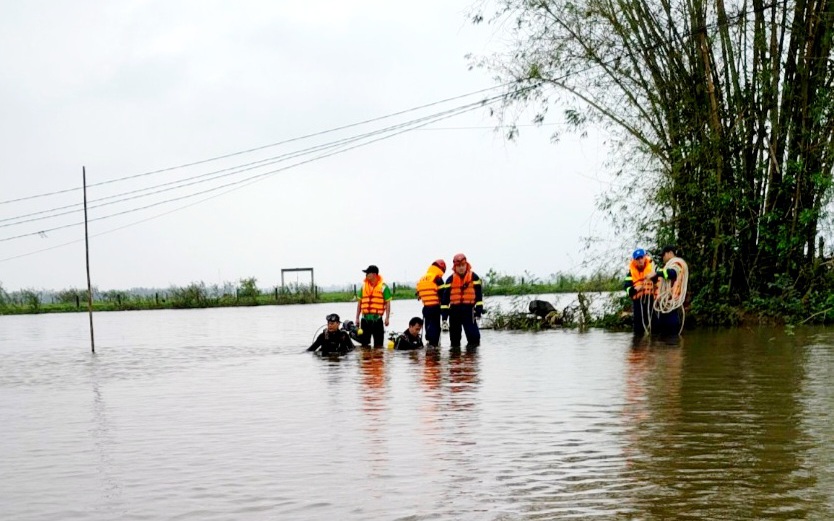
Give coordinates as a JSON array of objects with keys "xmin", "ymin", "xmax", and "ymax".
[
  {"xmin": 307, "ymin": 253, "xmax": 483, "ymax": 356},
  {"xmin": 308, "ymin": 246, "xmax": 686, "ymax": 355},
  {"xmin": 624, "ymin": 245, "xmax": 686, "ymax": 338}
]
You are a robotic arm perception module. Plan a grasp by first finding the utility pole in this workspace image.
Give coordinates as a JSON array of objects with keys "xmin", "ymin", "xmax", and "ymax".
[{"xmin": 83, "ymin": 167, "xmax": 95, "ymax": 353}]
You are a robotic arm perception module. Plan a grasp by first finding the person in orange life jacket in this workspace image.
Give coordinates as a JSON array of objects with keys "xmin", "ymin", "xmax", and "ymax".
[
  {"xmin": 307, "ymin": 313, "xmax": 355, "ymax": 355},
  {"xmin": 415, "ymin": 259, "xmax": 447, "ymax": 348},
  {"xmin": 623, "ymin": 248, "xmax": 655, "ymax": 336},
  {"xmin": 440, "ymin": 253, "xmax": 483, "ymax": 349},
  {"xmin": 355, "ymin": 265, "xmax": 392, "ymax": 348},
  {"xmin": 647, "ymin": 245, "xmax": 683, "ymax": 337},
  {"xmin": 394, "ymin": 317, "xmax": 425, "ymax": 350}
]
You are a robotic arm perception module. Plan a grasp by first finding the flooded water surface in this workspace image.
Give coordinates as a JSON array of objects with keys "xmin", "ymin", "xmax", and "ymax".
[{"xmin": 1, "ymin": 298, "xmax": 833, "ymax": 520}]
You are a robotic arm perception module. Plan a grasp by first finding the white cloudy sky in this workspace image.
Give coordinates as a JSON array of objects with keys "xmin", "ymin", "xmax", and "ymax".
[{"xmin": 0, "ymin": 0, "xmax": 620, "ymax": 292}]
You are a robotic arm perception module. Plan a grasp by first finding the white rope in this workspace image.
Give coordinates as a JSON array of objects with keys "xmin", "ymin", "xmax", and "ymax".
[
  {"xmin": 653, "ymin": 257, "xmax": 689, "ymax": 314},
  {"xmin": 640, "ymin": 293, "xmax": 653, "ymax": 334}
]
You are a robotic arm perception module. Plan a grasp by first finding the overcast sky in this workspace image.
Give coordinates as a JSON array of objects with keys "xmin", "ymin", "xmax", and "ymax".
[{"xmin": 0, "ymin": 0, "xmax": 620, "ymax": 292}]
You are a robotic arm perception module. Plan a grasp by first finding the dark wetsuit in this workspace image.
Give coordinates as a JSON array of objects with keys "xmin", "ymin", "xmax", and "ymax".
[
  {"xmin": 394, "ymin": 330, "xmax": 424, "ymax": 351},
  {"xmin": 307, "ymin": 330, "xmax": 355, "ymax": 356}
]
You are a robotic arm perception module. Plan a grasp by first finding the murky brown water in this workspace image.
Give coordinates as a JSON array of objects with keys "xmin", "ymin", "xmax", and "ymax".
[{"xmin": 1, "ymin": 297, "xmax": 833, "ymax": 520}]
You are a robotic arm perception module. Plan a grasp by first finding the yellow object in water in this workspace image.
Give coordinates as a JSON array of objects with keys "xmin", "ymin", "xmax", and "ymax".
[
  {"xmin": 387, "ymin": 340, "xmax": 395, "ymax": 349},
  {"xmin": 357, "ymin": 328, "xmax": 363, "ymax": 336}
]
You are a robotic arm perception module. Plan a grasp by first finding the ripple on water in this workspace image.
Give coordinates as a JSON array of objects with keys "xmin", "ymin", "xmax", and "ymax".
[{"xmin": 1, "ymin": 306, "xmax": 834, "ymax": 520}]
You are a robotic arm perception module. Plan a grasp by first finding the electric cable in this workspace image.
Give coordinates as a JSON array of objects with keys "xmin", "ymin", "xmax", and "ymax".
[
  {"xmin": 0, "ymin": 82, "xmax": 515, "ymax": 206},
  {"xmin": 0, "ymin": 95, "xmax": 504, "ymax": 244},
  {"xmin": 0, "ymin": 95, "xmax": 502, "ymax": 229}
]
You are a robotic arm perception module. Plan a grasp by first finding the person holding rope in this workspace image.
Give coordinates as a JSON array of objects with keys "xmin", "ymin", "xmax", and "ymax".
[
  {"xmin": 623, "ymin": 248, "xmax": 655, "ymax": 336},
  {"xmin": 649, "ymin": 245, "xmax": 689, "ymax": 337}
]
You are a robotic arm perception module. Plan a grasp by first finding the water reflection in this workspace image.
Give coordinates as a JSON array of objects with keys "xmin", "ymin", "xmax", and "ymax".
[
  {"xmin": 87, "ymin": 356, "xmax": 122, "ymax": 517},
  {"xmin": 623, "ymin": 329, "xmax": 822, "ymax": 519}
]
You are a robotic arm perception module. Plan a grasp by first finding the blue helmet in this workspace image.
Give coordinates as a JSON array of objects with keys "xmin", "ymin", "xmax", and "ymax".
[{"xmin": 632, "ymin": 248, "xmax": 647, "ymax": 260}]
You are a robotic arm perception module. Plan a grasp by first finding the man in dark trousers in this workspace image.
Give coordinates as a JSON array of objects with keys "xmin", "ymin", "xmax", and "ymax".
[
  {"xmin": 354, "ymin": 265, "xmax": 392, "ymax": 348},
  {"xmin": 623, "ymin": 248, "xmax": 655, "ymax": 336},
  {"xmin": 307, "ymin": 313, "xmax": 355, "ymax": 355},
  {"xmin": 649, "ymin": 245, "xmax": 687, "ymax": 337},
  {"xmin": 415, "ymin": 259, "xmax": 446, "ymax": 348},
  {"xmin": 440, "ymin": 253, "xmax": 483, "ymax": 349}
]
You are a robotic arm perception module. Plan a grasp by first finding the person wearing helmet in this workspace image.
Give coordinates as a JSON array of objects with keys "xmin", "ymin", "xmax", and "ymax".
[
  {"xmin": 415, "ymin": 259, "xmax": 447, "ymax": 348},
  {"xmin": 440, "ymin": 253, "xmax": 484, "ymax": 349},
  {"xmin": 307, "ymin": 313, "xmax": 355, "ymax": 356},
  {"xmin": 623, "ymin": 248, "xmax": 655, "ymax": 336},
  {"xmin": 354, "ymin": 265, "xmax": 393, "ymax": 348}
]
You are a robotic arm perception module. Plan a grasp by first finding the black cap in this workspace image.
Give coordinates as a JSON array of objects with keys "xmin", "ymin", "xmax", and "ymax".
[
  {"xmin": 362, "ymin": 265, "xmax": 379, "ymax": 274},
  {"xmin": 326, "ymin": 313, "xmax": 340, "ymax": 323}
]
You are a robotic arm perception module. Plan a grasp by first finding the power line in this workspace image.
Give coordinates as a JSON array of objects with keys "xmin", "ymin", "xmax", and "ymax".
[
  {"xmin": 0, "ymin": 96, "xmax": 505, "ymax": 244},
  {"xmin": 0, "ymin": 4, "xmax": 776, "ymax": 257},
  {"xmin": 0, "ymin": 82, "xmax": 515, "ymax": 206},
  {"xmin": 0, "ymin": 96, "xmax": 501, "ymax": 229}
]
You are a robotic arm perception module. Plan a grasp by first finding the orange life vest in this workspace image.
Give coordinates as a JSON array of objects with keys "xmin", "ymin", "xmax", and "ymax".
[
  {"xmin": 450, "ymin": 269, "xmax": 476, "ymax": 305},
  {"xmin": 361, "ymin": 276, "xmax": 386, "ymax": 315},
  {"xmin": 416, "ymin": 265, "xmax": 444, "ymax": 307},
  {"xmin": 629, "ymin": 258, "xmax": 655, "ymax": 300}
]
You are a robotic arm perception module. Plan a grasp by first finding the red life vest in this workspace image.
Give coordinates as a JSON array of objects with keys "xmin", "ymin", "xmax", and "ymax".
[
  {"xmin": 450, "ymin": 269, "xmax": 476, "ymax": 305},
  {"xmin": 629, "ymin": 258, "xmax": 655, "ymax": 300}
]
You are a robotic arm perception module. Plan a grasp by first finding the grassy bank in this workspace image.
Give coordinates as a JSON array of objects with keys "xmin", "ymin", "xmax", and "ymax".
[{"xmin": 0, "ymin": 271, "xmax": 619, "ymax": 316}]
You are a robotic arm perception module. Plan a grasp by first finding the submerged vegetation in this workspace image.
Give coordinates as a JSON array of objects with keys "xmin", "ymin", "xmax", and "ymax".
[{"xmin": 486, "ymin": 292, "xmax": 629, "ymax": 332}]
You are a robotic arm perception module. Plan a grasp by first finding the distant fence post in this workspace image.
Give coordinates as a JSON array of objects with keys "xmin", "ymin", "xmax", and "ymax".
[
  {"xmin": 155, "ymin": 292, "xmax": 159, "ymax": 305},
  {"xmin": 274, "ymin": 287, "xmax": 278, "ymax": 300}
]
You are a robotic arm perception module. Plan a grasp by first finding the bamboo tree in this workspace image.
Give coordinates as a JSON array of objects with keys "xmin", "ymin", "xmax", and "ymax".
[{"xmin": 473, "ymin": 0, "xmax": 834, "ymax": 316}]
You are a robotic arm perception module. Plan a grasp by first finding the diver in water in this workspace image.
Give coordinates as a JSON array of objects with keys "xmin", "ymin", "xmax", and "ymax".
[
  {"xmin": 394, "ymin": 317, "xmax": 425, "ymax": 351},
  {"xmin": 307, "ymin": 313, "xmax": 355, "ymax": 356}
]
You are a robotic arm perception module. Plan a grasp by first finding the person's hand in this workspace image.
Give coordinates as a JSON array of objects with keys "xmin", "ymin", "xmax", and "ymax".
[{"xmin": 384, "ymin": 316, "xmax": 390, "ymax": 327}]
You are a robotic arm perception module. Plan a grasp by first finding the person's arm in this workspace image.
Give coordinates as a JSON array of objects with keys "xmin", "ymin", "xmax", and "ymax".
[
  {"xmin": 355, "ymin": 298, "xmax": 362, "ymax": 324},
  {"xmin": 440, "ymin": 277, "xmax": 451, "ymax": 321},
  {"xmin": 307, "ymin": 333, "xmax": 324, "ymax": 352},
  {"xmin": 654, "ymin": 266, "xmax": 678, "ymax": 282},
  {"xmin": 473, "ymin": 273, "xmax": 484, "ymax": 317},
  {"xmin": 623, "ymin": 270, "xmax": 636, "ymax": 298},
  {"xmin": 383, "ymin": 284, "xmax": 392, "ymax": 326}
]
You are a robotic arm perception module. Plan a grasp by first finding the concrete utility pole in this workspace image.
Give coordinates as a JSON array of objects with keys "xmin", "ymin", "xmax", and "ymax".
[{"xmin": 83, "ymin": 167, "xmax": 95, "ymax": 354}]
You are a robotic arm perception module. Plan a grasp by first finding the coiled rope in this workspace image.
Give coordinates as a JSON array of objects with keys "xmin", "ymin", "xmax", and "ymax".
[
  {"xmin": 653, "ymin": 257, "xmax": 689, "ymax": 314},
  {"xmin": 653, "ymin": 257, "xmax": 689, "ymax": 334}
]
